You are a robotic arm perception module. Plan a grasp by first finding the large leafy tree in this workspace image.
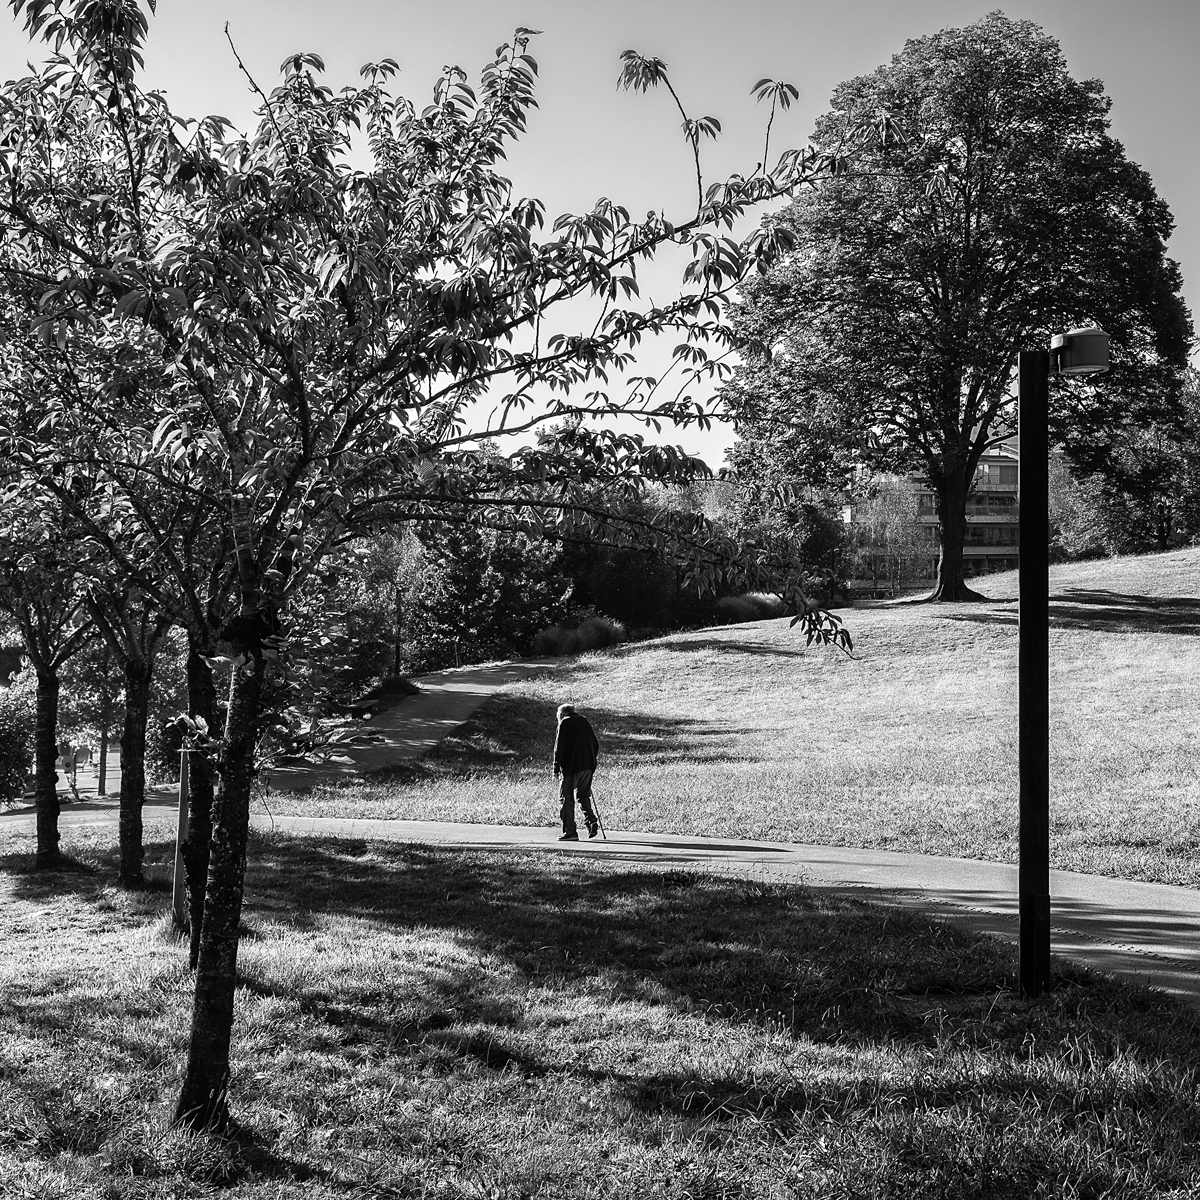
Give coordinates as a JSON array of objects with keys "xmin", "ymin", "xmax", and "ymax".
[
  {"xmin": 1048, "ymin": 371, "xmax": 1200, "ymax": 559},
  {"xmin": 1095, "ymin": 368, "xmax": 1200, "ymax": 551},
  {"xmin": 726, "ymin": 12, "xmax": 1192, "ymax": 600},
  {"xmin": 0, "ymin": 0, "xmax": 851, "ymax": 1131}
]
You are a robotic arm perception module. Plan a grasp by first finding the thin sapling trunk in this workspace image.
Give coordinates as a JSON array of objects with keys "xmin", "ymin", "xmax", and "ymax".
[
  {"xmin": 183, "ymin": 642, "xmax": 218, "ymax": 969},
  {"xmin": 33, "ymin": 668, "xmax": 61, "ymax": 869},
  {"xmin": 118, "ymin": 658, "xmax": 153, "ymax": 887}
]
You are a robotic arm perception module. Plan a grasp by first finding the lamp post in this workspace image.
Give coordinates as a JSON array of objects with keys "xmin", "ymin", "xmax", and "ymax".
[{"xmin": 1017, "ymin": 325, "xmax": 1109, "ymax": 999}]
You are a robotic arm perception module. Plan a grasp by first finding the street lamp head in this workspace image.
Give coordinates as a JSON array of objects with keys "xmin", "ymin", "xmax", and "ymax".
[{"xmin": 1050, "ymin": 326, "xmax": 1110, "ymax": 375}]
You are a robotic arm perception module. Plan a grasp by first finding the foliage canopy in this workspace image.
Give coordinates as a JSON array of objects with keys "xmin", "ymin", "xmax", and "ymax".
[
  {"xmin": 0, "ymin": 0, "xmax": 853, "ymax": 1130},
  {"xmin": 726, "ymin": 12, "xmax": 1192, "ymax": 600}
]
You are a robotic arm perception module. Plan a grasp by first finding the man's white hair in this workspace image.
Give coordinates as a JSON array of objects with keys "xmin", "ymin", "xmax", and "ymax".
[{"xmin": 556, "ymin": 704, "xmax": 575, "ymax": 720}]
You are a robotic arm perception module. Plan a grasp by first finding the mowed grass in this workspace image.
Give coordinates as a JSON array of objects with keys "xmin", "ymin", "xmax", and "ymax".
[
  {"xmin": 4, "ymin": 825, "xmax": 1200, "ymax": 1197},
  {"xmin": 272, "ymin": 547, "xmax": 1200, "ymax": 887}
]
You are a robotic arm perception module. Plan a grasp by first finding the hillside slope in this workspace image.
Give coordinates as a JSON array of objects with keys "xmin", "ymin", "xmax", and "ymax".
[
  {"xmin": 975, "ymin": 544, "xmax": 1200, "ymax": 608},
  {"xmin": 277, "ymin": 547, "xmax": 1200, "ymax": 887}
]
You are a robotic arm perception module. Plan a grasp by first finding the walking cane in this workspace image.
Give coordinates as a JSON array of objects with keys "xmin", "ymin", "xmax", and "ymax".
[{"xmin": 590, "ymin": 787, "xmax": 609, "ymax": 840}]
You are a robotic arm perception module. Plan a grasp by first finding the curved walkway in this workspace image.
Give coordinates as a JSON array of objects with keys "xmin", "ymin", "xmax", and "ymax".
[
  {"xmin": 265, "ymin": 659, "xmax": 559, "ymax": 792},
  {"xmin": 4, "ymin": 656, "xmax": 1199, "ymax": 1007}
]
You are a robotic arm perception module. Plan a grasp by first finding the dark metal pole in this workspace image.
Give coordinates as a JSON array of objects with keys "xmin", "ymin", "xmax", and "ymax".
[{"xmin": 1018, "ymin": 349, "xmax": 1051, "ymax": 998}]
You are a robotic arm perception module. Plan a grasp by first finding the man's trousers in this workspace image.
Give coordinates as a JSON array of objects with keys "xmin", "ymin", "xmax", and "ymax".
[{"xmin": 559, "ymin": 769, "xmax": 596, "ymax": 835}]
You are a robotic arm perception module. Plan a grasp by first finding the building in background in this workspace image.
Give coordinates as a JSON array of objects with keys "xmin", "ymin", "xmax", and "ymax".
[{"xmin": 844, "ymin": 440, "xmax": 1019, "ymax": 596}]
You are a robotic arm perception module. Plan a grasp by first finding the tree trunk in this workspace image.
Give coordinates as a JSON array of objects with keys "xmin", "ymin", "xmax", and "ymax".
[
  {"xmin": 926, "ymin": 473, "xmax": 987, "ymax": 602},
  {"xmin": 118, "ymin": 658, "xmax": 152, "ymax": 887},
  {"xmin": 173, "ymin": 647, "xmax": 264, "ymax": 1132},
  {"xmin": 33, "ymin": 669, "xmax": 61, "ymax": 869},
  {"xmin": 97, "ymin": 726, "xmax": 108, "ymax": 797},
  {"xmin": 183, "ymin": 643, "xmax": 217, "ymax": 970},
  {"xmin": 393, "ymin": 584, "xmax": 403, "ymax": 676},
  {"xmin": 1156, "ymin": 504, "xmax": 1171, "ymax": 552}
]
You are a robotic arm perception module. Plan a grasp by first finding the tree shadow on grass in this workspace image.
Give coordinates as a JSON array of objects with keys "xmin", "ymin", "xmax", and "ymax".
[
  {"xmin": 238, "ymin": 838, "xmax": 962, "ymax": 1063},
  {"xmin": 936, "ymin": 607, "xmax": 1019, "ymax": 628},
  {"xmin": 0, "ymin": 839, "xmax": 177, "ymax": 913},
  {"xmin": 365, "ymin": 693, "xmax": 757, "ymax": 783},
  {"xmin": 228, "ymin": 833, "xmax": 1200, "ymax": 1185},
  {"xmin": 227, "ymin": 829, "xmax": 1200, "ymax": 1191},
  {"xmin": 6, "ymin": 831, "xmax": 1200, "ymax": 1193},
  {"xmin": 1046, "ymin": 588, "xmax": 1200, "ymax": 634},
  {"xmin": 240, "ymin": 834, "xmax": 1191, "ymax": 1057},
  {"xmin": 635, "ymin": 637, "xmax": 815, "ymax": 659},
  {"xmin": 0, "ymin": 847, "xmax": 98, "ymax": 888},
  {"xmin": 938, "ymin": 589, "xmax": 1200, "ymax": 635},
  {"xmin": 236, "ymin": 964, "xmax": 549, "ymax": 1078}
]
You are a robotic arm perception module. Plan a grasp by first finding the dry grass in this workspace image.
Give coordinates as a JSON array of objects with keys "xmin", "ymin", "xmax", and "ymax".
[
  {"xmin": 4, "ymin": 825, "xmax": 1200, "ymax": 1197},
  {"xmin": 270, "ymin": 547, "xmax": 1200, "ymax": 887}
]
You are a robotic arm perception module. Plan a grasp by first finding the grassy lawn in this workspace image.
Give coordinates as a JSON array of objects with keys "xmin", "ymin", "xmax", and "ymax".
[
  {"xmin": 4, "ymin": 825, "xmax": 1200, "ymax": 1197},
  {"xmin": 270, "ymin": 547, "xmax": 1200, "ymax": 889}
]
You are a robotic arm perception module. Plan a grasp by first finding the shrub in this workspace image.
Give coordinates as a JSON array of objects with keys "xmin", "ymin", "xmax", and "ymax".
[
  {"xmin": 0, "ymin": 676, "xmax": 35, "ymax": 803},
  {"xmin": 714, "ymin": 595, "xmax": 757, "ymax": 624},
  {"xmin": 532, "ymin": 626, "xmax": 573, "ymax": 656},
  {"xmin": 533, "ymin": 614, "xmax": 627, "ymax": 657},
  {"xmin": 715, "ymin": 592, "xmax": 787, "ymax": 624},
  {"xmin": 578, "ymin": 616, "xmax": 626, "ymax": 651}
]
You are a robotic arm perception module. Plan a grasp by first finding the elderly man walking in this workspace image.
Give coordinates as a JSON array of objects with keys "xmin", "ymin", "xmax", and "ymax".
[{"xmin": 553, "ymin": 704, "xmax": 600, "ymax": 841}]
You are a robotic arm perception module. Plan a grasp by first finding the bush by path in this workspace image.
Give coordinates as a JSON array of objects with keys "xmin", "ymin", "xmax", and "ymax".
[{"xmin": 533, "ymin": 615, "xmax": 627, "ymax": 657}]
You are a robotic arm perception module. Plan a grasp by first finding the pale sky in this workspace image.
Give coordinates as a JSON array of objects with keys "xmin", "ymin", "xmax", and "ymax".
[{"xmin": 3, "ymin": 1, "xmax": 1197, "ymax": 466}]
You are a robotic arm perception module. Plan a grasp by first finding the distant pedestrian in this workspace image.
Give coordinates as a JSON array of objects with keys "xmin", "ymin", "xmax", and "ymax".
[{"xmin": 553, "ymin": 703, "xmax": 600, "ymax": 841}]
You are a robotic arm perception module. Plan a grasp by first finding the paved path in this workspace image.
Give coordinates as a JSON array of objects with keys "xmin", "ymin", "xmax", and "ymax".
[
  {"xmin": 4, "ymin": 654, "xmax": 1200, "ymax": 1007},
  {"xmin": 265, "ymin": 659, "xmax": 558, "ymax": 791}
]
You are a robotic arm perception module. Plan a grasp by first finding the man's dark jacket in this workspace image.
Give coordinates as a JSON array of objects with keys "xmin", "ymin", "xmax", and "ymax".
[{"xmin": 554, "ymin": 713, "xmax": 599, "ymax": 774}]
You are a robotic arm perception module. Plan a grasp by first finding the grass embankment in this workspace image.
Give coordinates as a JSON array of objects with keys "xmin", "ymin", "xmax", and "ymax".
[
  {"xmin": 4, "ymin": 828, "xmax": 1200, "ymax": 1197},
  {"xmin": 274, "ymin": 547, "xmax": 1200, "ymax": 888}
]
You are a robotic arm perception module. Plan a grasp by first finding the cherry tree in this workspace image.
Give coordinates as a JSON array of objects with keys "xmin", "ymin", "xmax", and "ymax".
[
  {"xmin": 0, "ymin": 0, "xmax": 851, "ymax": 1129},
  {"xmin": 0, "ymin": 487, "xmax": 95, "ymax": 866}
]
